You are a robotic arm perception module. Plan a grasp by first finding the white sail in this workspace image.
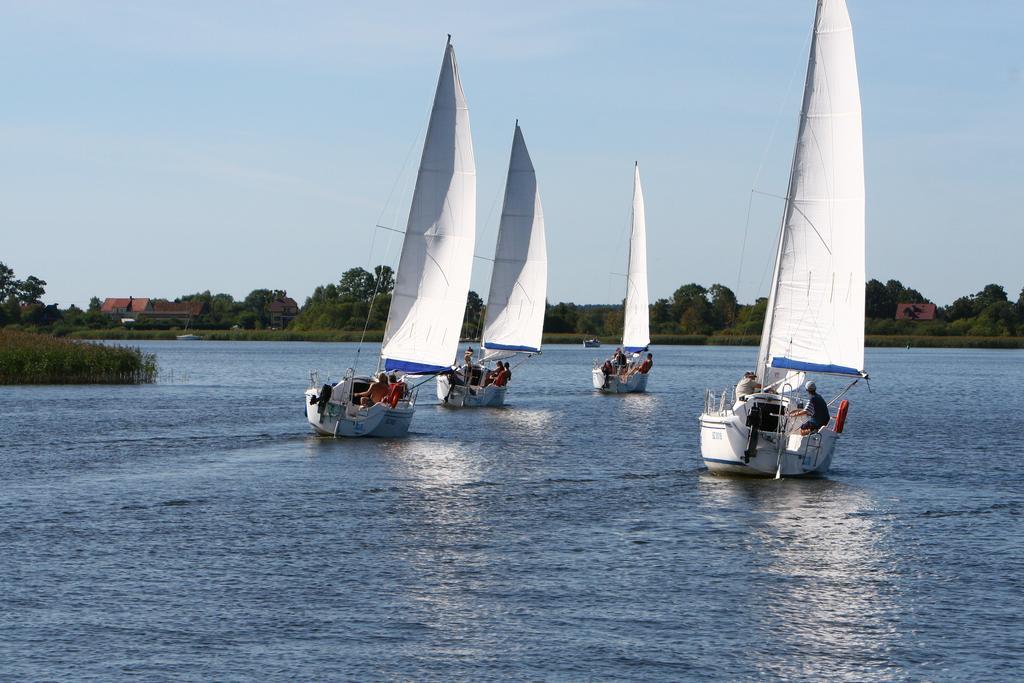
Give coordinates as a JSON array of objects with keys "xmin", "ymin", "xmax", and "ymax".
[
  {"xmin": 757, "ymin": 0, "xmax": 865, "ymax": 387},
  {"xmin": 381, "ymin": 38, "xmax": 476, "ymax": 374},
  {"xmin": 622, "ymin": 163, "xmax": 650, "ymax": 353},
  {"xmin": 481, "ymin": 123, "xmax": 547, "ymax": 361}
]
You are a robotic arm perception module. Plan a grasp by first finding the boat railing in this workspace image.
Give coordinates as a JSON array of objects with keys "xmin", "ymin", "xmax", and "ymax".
[{"xmin": 703, "ymin": 387, "xmax": 734, "ymax": 416}]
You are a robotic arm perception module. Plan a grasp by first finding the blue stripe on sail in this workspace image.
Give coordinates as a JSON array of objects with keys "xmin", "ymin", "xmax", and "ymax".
[
  {"xmin": 483, "ymin": 342, "xmax": 540, "ymax": 353},
  {"xmin": 771, "ymin": 357, "xmax": 863, "ymax": 376},
  {"xmin": 383, "ymin": 358, "xmax": 449, "ymax": 374},
  {"xmin": 624, "ymin": 345, "xmax": 648, "ymax": 353}
]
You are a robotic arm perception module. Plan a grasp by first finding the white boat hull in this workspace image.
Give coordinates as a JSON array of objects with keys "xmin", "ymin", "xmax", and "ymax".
[
  {"xmin": 304, "ymin": 385, "xmax": 414, "ymax": 438},
  {"xmin": 698, "ymin": 395, "xmax": 837, "ymax": 477},
  {"xmin": 592, "ymin": 367, "xmax": 649, "ymax": 393},
  {"xmin": 436, "ymin": 375, "xmax": 507, "ymax": 407}
]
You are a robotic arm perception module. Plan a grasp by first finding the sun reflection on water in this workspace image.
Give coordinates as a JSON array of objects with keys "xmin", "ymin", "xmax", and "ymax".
[{"xmin": 697, "ymin": 475, "xmax": 900, "ymax": 679}]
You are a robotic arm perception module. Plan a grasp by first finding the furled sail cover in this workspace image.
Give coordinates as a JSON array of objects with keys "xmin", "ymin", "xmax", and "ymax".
[
  {"xmin": 758, "ymin": 0, "xmax": 865, "ymax": 387},
  {"xmin": 382, "ymin": 39, "xmax": 476, "ymax": 374},
  {"xmin": 622, "ymin": 163, "xmax": 650, "ymax": 354},
  {"xmin": 481, "ymin": 123, "xmax": 547, "ymax": 361}
]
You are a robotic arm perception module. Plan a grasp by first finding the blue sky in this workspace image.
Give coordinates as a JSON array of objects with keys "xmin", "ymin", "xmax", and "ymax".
[{"xmin": 1, "ymin": 1, "xmax": 1021, "ymax": 309}]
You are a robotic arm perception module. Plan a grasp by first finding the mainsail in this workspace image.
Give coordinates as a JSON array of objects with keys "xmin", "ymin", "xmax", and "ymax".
[
  {"xmin": 757, "ymin": 0, "xmax": 865, "ymax": 387},
  {"xmin": 381, "ymin": 37, "xmax": 476, "ymax": 374},
  {"xmin": 622, "ymin": 163, "xmax": 650, "ymax": 353},
  {"xmin": 481, "ymin": 123, "xmax": 547, "ymax": 361}
]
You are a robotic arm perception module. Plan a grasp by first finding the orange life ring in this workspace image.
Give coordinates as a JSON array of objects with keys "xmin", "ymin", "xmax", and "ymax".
[
  {"xmin": 834, "ymin": 399, "xmax": 850, "ymax": 433},
  {"xmin": 387, "ymin": 383, "xmax": 402, "ymax": 408}
]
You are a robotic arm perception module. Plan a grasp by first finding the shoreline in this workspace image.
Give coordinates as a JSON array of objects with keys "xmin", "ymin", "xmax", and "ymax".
[{"xmin": 65, "ymin": 329, "xmax": 1024, "ymax": 349}]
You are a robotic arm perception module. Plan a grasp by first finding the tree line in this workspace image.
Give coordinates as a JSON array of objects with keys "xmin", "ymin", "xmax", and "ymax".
[{"xmin": 3, "ymin": 260, "xmax": 1023, "ymax": 338}]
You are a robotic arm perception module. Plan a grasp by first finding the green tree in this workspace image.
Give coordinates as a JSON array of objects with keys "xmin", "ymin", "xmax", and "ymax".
[
  {"xmin": 946, "ymin": 284, "xmax": 1009, "ymax": 322},
  {"xmin": 671, "ymin": 283, "xmax": 712, "ymax": 333},
  {"xmin": 462, "ymin": 290, "xmax": 484, "ymax": 338},
  {"xmin": 968, "ymin": 300, "xmax": 1016, "ymax": 336},
  {"xmin": 368, "ymin": 293, "xmax": 391, "ymax": 329},
  {"xmin": 601, "ymin": 307, "xmax": 624, "ymax": 337},
  {"xmin": 88, "ymin": 296, "xmax": 102, "ymax": 312},
  {"xmin": 729, "ymin": 297, "xmax": 768, "ymax": 335},
  {"xmin": 650, "ymin": 298, "xmax": 672, "ymax": 333},
  {"xmin": 0, "ymin": 264, "xmax": 49, "ymax": 304},
  {"xmin": 63, "ymin": 304, "xmax": 85, "ymax": 327},
  {"xmin": 865, "ymin": 279, "xmax": 889, "ymax": 318},
  {"xmin": 243, "ymin": 289, "xmax": 285, "ymax": 327},
  {"xmin": 306, "ymin": 283, "xmax": 341, "ymax": 306},
  {"xmin": 373, "ymin": 265, "xmax": 395, "ymax": 295},
  {"xmin": 338, "ymin": 268, "xmax": 376, "ymax": 301},
  {"xmin": 977, "ymin": 284, "xmax": 1008, "ymax": 307},
  {"xmin": 544, "ymin": 302, "xmax": 578, "ymax": 333},
  {"xmin": 866, "ymin": 278, "xmax": 928, "ymax": 319},
  {"xmin": 4, "ymin": 296, "xmax": 21, "ymax": 325},
  {"xmin": 0, "ymin": 263, "xmax": 16, "ymax": 300},
  {"xmin": 708, "ymin": 284, "xmax": 738, "ymax": 328},
  {"xmin": 946, "ymin": 294, "xmax": 976, "ymax": 322},
  {"xmin": 237, "ymin": 310, "xmax": 258, "ymax": 329}
]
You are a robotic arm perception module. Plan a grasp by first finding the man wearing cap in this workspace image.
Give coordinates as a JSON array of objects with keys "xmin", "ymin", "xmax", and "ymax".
[
  {"xmin": 735, "ymin": 371, "xmax": 761, "ymax": 402},
  {"xmin": 789, "ymin": 381, "xmax": 830, "ymax": 435}
]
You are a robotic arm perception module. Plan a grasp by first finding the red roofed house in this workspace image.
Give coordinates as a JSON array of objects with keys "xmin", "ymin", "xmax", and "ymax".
[
  {"xmin": 99, "ymin": 297, "xmax": 206, "ymax": 322},
  {"xmin": 895, "ymin": 302, "xmax": 937, "ymax": 321},
  {"xmin": 100, "ymin": 296, "xmax": 151, "ymax": 321},
  {"xmin": 269, "ymin": 295, "xmax": 299, "ymax": 328},
  {"xmin": 146, "ymin": 300, "xmax": 207, "ymax": 320}
]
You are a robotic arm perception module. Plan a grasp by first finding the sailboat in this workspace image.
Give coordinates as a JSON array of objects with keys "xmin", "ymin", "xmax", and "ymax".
[
  {"xmin": 592, "ymin": 163, "xmax": 651, "ymax": 394},
  {"xmin": 304, "ymin": 36, "xmax": 475, "ymax": 437},
  {"xmin": 437, "ymin": 122, "xmax": 547, "ymax": 407},
  {"xmin": 699, "ymin": 0, "xmax": 867, "ymax": 476},
  {"xmin": 176, "ymin": 306, "xmax": 202, "ymax": 340}
]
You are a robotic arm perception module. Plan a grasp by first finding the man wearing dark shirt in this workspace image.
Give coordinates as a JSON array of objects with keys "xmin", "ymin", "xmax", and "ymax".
[{"xmin": 790, "ymin": 381, "xmax": 830, "ymax": 435}]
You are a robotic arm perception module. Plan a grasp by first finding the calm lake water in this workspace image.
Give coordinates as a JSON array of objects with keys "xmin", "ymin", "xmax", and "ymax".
[{"xmin": 2, "ymin": 342, "xmax": 1022, "ymax": 681}]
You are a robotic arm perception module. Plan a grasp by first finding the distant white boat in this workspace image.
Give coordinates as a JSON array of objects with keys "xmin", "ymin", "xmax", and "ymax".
[
  {"xmin": 699, "ymin": 0, "xmax": 867, "ymax": 477},
  {"xmin": 176, "ymin": 311, "xmax": 202, "ymax": 340},
  {"xmin": 438, "ymin": 122, "xmax": 547, "ymax": 407},
  {"xmin": 306, "ymin": 36, "xmax": 476, "ymax": 436},
  {"xmin": 592, "ymin": 164, "xmax": 651, "ymax": 394},
  {"xmin": 583, "ymin": 338, "xmax": 601, "ymax": 348}
]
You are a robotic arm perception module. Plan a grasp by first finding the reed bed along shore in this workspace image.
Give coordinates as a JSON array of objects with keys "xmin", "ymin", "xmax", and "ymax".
[
  {"xmin": 0, "ymin": 330, "xmax": 157, "ymax": 384},
  {"xmin": 64, "ymin": 327, "xmax": 1024, "ymax": 348}
]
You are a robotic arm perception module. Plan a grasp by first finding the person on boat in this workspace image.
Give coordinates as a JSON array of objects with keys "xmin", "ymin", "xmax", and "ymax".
[
  {"xmin": 600, "ymin": 359, "xmax": 614, "ymax": 388},
  {"xmin": 612, "ymin": 348, "xmax": 626, "ymax": 368},
  {"xmin": 492, "ymin": 364, "xmax": 509, "ymax": 387},
  {"xmin": 441, "ymin": 368, "xmax": 463, "ymax": 404},
  {"xmin": 628, "ymin": 353, "xmax": 653, "ymax": 377},
  {"xmin": 789, "ymin": 381, "xmax": 830, "ymax": 435},
  {"xmin": 735, "ymin": 371, "xmax": 761, "ymax": 402},
  {"xmin": 388, "ymin": 373, "xmax": 407, "ymax": 400},
  {"xmin": 626, "ymin": 352, "xmax": 651, "ymax": 374},
  {"xmin": 502, "ymin": 361, "xmax": 512, "ymax": 383},
  {"xmin": 355, "ymin": 372, "xmax": 391, "ymax": 406},
  {"xmin": 462, "ymin": 346, "xmax": 481, "ymax": 386}
]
